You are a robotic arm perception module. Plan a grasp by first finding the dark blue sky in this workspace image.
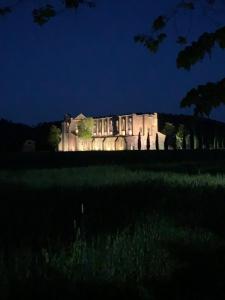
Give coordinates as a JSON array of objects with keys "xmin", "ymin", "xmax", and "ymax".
[{"xmin": 0, "ymin": 0, "xmax": 225, "ymax": 125}]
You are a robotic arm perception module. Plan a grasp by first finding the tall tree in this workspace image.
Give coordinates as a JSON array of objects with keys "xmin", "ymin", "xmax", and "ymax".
[
  {"xmin": 162, "ymin": 122, "xmax": 176, "ymax": 150},
  {"xmin": 138, "ymin": 132, "xmax": 141, "ymax": 150},
  {"xmin": 146, "ymin": 131, "xmax": 150, "ymax": 150},
  {"xmin": 176, "ymin": 124, "xmax": 185, "ymax": 149},
  {"xmin": 135, "ymin": 0, "xmax": 225, "ymax": 117},
  {"xmin": 48, "ymin": 125, "xmax": 61, "ymax": 151},
  {"xmin": 155, "ymin": 133, "xmax": 159, "ymax": 150},
  {"xmin": 77, "ymin": 118, "xmax": 94, "ymax": 139}
]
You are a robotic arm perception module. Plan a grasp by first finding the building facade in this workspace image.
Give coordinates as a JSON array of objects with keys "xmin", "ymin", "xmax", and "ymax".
[{"xmin": 58, "ymin": 112, "xmax": 166, "ymax": 151}]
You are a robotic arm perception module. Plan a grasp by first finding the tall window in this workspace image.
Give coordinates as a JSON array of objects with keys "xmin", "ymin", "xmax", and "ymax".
[
  {"xmin": 93, "ymin": 121, "xmax": 97, "ymax": 134},
  {"xmin": 128, "ymin": 116, "xmax": 132, "ymax": 135},
  {"xmin": 109, "ymin": 118, "xmax": 113, "ymax": 133},
  {"xmin": 98, "ymin": 120, "xmax": 102, "ymax": 134},
  {"xmin": 116, "ymin": 120, "xmax": 119, "ymax": 132},
  {"xmin": 104, "ymin": 119, "xmax": 108, "ymax": 133},
  {"xmin": 128, "ymin": 117, "xmax": 132, "ymax": 130},
  {"xmin": 121, "ymin": 117, "xmax": 126, "ymax": 131}
]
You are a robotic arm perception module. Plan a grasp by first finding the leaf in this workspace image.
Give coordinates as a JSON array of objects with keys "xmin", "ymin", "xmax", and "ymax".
[
  {"xmin": 134, "ymin": 35, "xmax": 148, "ymax": 44},
  {"xmin": 33, "ymin": 5, "xmax": 56, "ymax": 26},
  {"xmin": 178, "ymin": 2, "xmax": 195, "ymax": 10},
  {"xmin": 152, "ymin": 15, "xmax": 167, "ymax": 31},
  {"xmin": 180, "ymin": 77, "xmax": 225, "ymax": 116},
  {"xmin": 0, "ymin": 6, "xmax": 12, "ymax": 16},
  {"xmin": 158, "ymin": 33, "xmax": 167, "ymax": 43},
  {"xmin": 78, "ymin": 118, "xmax": 94, "ymax": 139},
  {"xmin": 215, "ymin": 27, "xmax": 225, "ymax": 49},
  {"xmin": 176, "ymin": 26, "xmax": 225, "ymax": 69},
  {"xmin": 177, "ymin": 31, "xmax": 216, "ymax": 69},
  {"xmin": 64, "ymin": 0, "xmax": 95, "ymax": 9},
  {"xmin": 32, "ymin": 1, "xmax": 95, "ymax": 25},
  {"xmin": 64, "ymin": 0, "xmax": 80, "ymax": 9},
  {"xmin": 177, "ymin": 36, "xmax": 187, "ymax": 45},
  {"xmin": 162, "ymin": 122, "xmax": 175, "ymax": 136},
  {"xmin": 135, "ymin": 33, "xmax": 166, "ymax": 53},
  {"xmin": 147, "ymin": 40, "xmax": 160, "ymax": 53}
]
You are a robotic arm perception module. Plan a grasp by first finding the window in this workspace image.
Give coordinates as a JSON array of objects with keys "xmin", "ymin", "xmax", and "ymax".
[
  {"xmin": 98, "ymin": 120, "xmax": 102, "ymax": 134},
  {"xmin": 128, "ymin": 117, "xmax": 132, "ymax": 135},
  {"xmin": 121, "ymin": 117, "xmax": 126, "ymax": 131},
  {"xmin": 116, "ymin": 120, "xmax": 119, "ymax": 132},
  {"xmin": 109, "ymin": 118, "xmax": 113, "ymax": 133},
  {"xmin": 93, "ymin": 121, "xmax": 97, "ymax": 134},
  {"xmin": 66, "ymin": 122, "xmax": 70, "ymax": 133},
  {"xmin": 104, "ymin": 119, "xmax": 108, "ymax": 133},
  {"xmin": 128, "ymin": 117, "xmax": 132, "ymax": 130}
]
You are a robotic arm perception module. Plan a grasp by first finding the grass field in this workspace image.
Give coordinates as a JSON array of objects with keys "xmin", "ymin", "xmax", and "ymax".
[{"xmin": 1, "ymin": 151, "xmax": 225, "ymax": 299}]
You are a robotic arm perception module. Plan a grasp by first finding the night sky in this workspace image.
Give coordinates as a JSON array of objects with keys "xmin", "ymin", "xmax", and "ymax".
[{"xmin": 0, "ymin": 0, "xmax": 225, "ymax": 125}]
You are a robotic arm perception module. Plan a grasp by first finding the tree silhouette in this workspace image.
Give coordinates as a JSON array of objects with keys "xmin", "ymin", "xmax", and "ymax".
[
  {"xmin": 0, "ymin": 0, "xmax": 95, "ymax": 25},
  {"xmin": 176, "ymin": 124, "xmax": 185, "ymax": 150},
  {"xmin": 138, "ymin": 132, "xmax": 141, "ymax": 150},
  {"xmin": 135, "ymin": 0, "xmax": 225, "ymax": 117},
  {"xmin": 146, "ymin": 131, "xmax": 150, "ymax": 150},
  {"xmin": 48, "ymin": 125, "xmax": 61, "ymax": 151},
  {"xmin": 155, "ymin": 133, "xmax": 159, "ymax": 150},
  {"xmin": 162, "ymin": 122, "xmax": 176, "ymax": 150}
]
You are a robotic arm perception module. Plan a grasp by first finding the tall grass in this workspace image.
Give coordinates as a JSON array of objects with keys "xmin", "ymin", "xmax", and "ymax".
[
  {"xmin": 1, "ymin": 162, "xmax": 225, "ymax": 299},
  {"xmin": 0, "ymin": 216, "xmax": 220, "ymax": 285},
  {"xmin": 1, "ymin": 164, "xmax": 225, "ymax": 245},
  {"xmin": 1, "ymin": 165, "xmax": 225, "ymax": 190}
]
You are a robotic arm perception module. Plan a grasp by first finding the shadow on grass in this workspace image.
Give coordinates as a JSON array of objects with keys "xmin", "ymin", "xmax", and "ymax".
[
  {"xmin": 3, "ymin": 234, "xmax": 225, "ymax": 300},
  {"xmin": 6, "ymin": 280, "xmax": 142, "ymax": 300},
  {"xmin": 1, "ymin": 178, "xmax": 225, "ymax": 247}
]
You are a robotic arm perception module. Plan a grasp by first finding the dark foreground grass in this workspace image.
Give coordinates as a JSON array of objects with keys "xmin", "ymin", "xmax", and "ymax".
[
  {"xmin": 1, "ymin": 158, "xmax": 225, "ymax": 299},
  {"xmin": 1, "ymin": 216, "xmax": 224, "ymax": 300}
]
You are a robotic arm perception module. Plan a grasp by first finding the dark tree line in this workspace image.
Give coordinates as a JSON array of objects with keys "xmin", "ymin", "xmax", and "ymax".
[
  {"xmin": 0, "ymin": 119, "xmax": 61, "ymax": 152},
  {"xmin": 158, "ymin": 113, "xmax": 225, "ymax": 150}
]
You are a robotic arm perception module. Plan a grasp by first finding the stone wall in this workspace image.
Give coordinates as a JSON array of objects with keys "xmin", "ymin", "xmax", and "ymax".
[{"xmin": 59, "ymin": 112, "xmax": 165, "ymax": 151}]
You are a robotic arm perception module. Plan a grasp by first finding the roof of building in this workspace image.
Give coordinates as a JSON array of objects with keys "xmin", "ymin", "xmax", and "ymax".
[{"xmin": 72, "ymin": 112, "xmax": 156, "ymax": 119}]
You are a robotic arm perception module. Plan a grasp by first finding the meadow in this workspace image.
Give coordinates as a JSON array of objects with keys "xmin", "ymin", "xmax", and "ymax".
[{"xmin": 1, "ymin": 151, "xmax": 225, "ymax": 299}]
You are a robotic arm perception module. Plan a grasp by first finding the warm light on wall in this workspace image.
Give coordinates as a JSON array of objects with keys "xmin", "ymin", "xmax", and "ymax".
[{"xmin": 62, "ymin": 112, "xmax": 162, "ymax": 152}]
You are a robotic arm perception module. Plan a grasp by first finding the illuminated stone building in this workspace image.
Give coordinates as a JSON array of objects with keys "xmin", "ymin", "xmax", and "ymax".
[{"xmin": 59, "ymin": 112, "xmax": 166, "ymax": 151}]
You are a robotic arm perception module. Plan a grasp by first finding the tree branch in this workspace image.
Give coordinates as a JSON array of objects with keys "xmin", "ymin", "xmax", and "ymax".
[{"xmin": 180, "ymin": 78, "xmax": 225, "ymax": 116}]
